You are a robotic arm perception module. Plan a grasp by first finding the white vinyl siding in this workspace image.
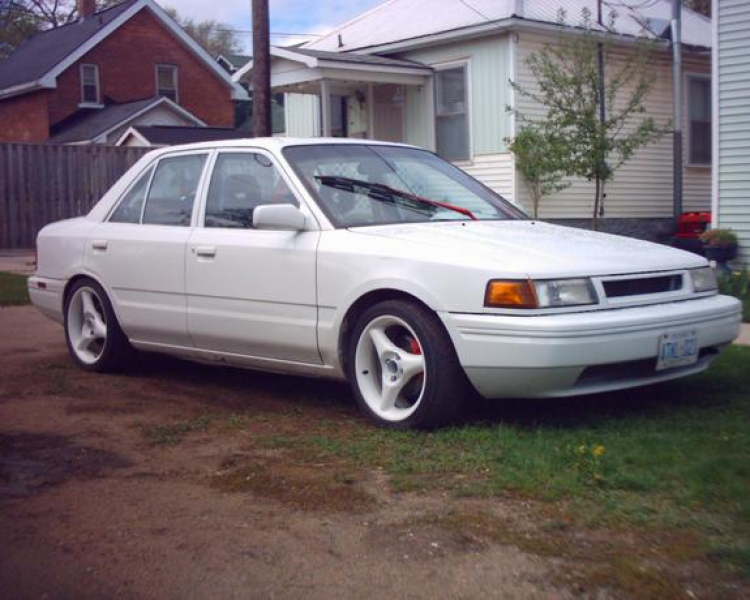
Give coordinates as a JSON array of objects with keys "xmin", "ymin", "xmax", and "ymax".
[
  {"xmin": 283, "ymin": 93, "xmax": 320, "ymax": 137},
  {"xmin": 513, "ymin": 32, "xmax": 711, "ymax": 219},
  {"xmin": 715, "ymin": 0, "xmax": 750, "ymax": 266},
  {"xmin": 400, "ymin": 34, "xmax": 512, "ymax": 156},
  {"xmin": 460, "ymin": 153, "xmax": 516, "ymax": 204}
]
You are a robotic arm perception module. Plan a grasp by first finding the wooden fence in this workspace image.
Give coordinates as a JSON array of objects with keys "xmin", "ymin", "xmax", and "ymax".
[{"xmin": 0, "ymin": 143, "xmax": 151, "ymax": 249}]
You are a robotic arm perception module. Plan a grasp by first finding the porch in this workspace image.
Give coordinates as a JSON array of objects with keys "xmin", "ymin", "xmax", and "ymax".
[{"xmin": 232, "ymin": 47, "xmax": 434, "ymax": 143}]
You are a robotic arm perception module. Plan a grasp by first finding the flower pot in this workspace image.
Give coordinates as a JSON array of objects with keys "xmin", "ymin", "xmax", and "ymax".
[{"xmin": 703, "ymin": 244, "xmax": 738, "ymax": 264}]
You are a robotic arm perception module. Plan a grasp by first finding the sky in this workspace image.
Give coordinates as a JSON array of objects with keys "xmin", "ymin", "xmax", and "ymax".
[{"xmin": 159, "ymin": 0, "xmax": 385, "ymax": 52}]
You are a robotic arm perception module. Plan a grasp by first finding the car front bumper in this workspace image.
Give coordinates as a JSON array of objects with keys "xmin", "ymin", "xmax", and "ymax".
[{"xmin": 439, "ymin": 295, "xmax": 742, "ymax": 398}]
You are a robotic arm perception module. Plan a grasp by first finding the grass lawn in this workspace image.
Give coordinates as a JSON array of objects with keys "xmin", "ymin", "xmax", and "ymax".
[
  {"xmin": 0, "ymin": 272, "xmax": 30, "ymax": 306},
  {"xmin": 215, "ymin": 346, "xmax": 750, "ymax": 581}
]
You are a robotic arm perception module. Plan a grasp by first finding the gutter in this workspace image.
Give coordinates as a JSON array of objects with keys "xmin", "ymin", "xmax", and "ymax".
[{"xmin": 0, "ymin": 81, "xmax": 48, "ymax": 101}]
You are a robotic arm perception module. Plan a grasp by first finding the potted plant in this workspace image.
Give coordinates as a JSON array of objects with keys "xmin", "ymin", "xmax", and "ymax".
[{"xmin": 700, "ymin": 228, "xmax": 738, "ymax": 269}]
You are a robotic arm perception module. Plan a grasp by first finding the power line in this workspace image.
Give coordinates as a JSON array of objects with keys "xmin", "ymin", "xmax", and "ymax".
[
  {"xmin": 189, "ymin": 25, "xmax": 322, "ymax": 38},
  {"xmin": 457, "ymin": 0, "xmax": 492, "ymax": 22}
]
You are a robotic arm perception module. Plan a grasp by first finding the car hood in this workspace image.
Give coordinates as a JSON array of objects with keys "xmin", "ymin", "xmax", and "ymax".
[{"xmin": 348, "ymin": 220, "xmax": 706, "ymax": 277}]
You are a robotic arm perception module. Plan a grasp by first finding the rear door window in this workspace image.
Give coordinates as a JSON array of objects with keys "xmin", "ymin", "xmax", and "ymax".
[
  {"xmin": 142, "ymin": 154, "xmax": 208, "ymax": 226},
  {"xmin": 109, "ymin": 165, "xmax": 154, "ymax": 224}
]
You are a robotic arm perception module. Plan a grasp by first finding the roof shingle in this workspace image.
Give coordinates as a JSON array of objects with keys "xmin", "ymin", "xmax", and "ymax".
[{"xmin": 0, "ymin": 0, "xmax": 138, "ymax": 92}]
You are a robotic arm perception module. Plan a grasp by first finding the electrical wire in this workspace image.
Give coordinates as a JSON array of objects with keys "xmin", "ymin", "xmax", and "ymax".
[{"xmin": 457, "ymin": 0, "xmax": 492, "ymax": 22}]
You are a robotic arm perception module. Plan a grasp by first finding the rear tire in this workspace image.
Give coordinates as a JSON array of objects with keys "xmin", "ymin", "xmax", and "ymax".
[
  {"xmin": 64, "ymin": 278, "xmax": 134, "ymax": 372},
  {"xmin": 346, "ymin": 299, "xmax": 468, "ymax": 429}
]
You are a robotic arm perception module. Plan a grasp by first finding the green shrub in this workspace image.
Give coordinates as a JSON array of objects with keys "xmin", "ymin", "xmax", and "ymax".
[
  {"xmin": 718, "ymin": 269, "xmax": 750, "ymax": 323},
  {"xmin": 701, "ymin": 228, "xmax": 739, "ymax": 248}
]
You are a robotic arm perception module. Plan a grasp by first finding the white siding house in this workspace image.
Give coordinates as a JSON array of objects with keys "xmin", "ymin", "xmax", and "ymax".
[
  {"xmin": 713, "ymin": 0, "xmax": 750, "ymax": 266},
  {"xmin": 234, "ymin": 0, "xmax": 713, "ymax": 240}
]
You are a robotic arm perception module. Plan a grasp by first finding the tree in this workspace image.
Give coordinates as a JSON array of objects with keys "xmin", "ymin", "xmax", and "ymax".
[
  {"xmin": 0, "ymin": 2, "xmax": 241, "ymax": 60},
  {"xmin": 1, "ymin": 0, "xmax": 121, "ymax": 58},
  {"xmin": 510, "ymin": 9, "xmax": 665, "ymax": 229},
  {"xmin": 164, "ymin": 8, "xmax": 241, "ymax": 59},
  {"xmin": 508, "ymin": 124, "xmax": 569, "ymax": 219}
]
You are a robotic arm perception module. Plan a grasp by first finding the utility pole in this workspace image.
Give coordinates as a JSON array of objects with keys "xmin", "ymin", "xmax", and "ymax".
[
  {"xmin": 671, "ymin": 0, "xmax": 683, "ymax": 223},
  {"xmin": 252, "ymin": 0, "xmax": 271, "ymax": 137}
]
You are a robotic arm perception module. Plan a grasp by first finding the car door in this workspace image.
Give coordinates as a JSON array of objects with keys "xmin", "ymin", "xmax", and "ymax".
[
  {"xmin": 85, "ymin": 151, "xmax": 210, "ymax": 348},
  {"xmin": 185, "ymin": 149, "xmax": 321, "ymax": 364}
]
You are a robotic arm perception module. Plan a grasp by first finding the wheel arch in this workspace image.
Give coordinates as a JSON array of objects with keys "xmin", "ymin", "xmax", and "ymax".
[
  {"xmin": 62, "ymin": 272, "xmax": 126, "ymax": 330},
  {"xmin": 337, "ymin": 288, "xmax": 439, "ymax": 377},
  {"xmin": 63, "ymin": 273, "xmax": 104, "ymax": 307}
]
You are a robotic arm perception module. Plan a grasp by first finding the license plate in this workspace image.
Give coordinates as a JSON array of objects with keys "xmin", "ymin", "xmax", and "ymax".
[{"xmin": 656, "ymin": 331, "xmax": 699, "ymax": 371}]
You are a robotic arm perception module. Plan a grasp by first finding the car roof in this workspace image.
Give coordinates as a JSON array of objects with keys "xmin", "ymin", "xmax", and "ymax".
[{"xmin": 147, "ymin": 137, "xmax": 419, "ymax": 158}]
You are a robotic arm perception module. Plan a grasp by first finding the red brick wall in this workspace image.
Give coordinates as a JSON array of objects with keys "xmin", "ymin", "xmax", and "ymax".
[
  {"xmin": 48, "ymin": 8, "xmax": 235, "ymax": 128},
  {"xmin": 0, "ymin": 91, "xmax": 50, "ymax": 143}
]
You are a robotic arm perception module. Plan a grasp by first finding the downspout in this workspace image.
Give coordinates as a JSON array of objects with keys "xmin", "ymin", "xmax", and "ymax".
[
  {"xmin": 672, "ymin": 0, "xmax": 683, "ymax": 225},
  {"xmin": 596, "ymin": 0, "xmax": 607, "ymax": 222}
]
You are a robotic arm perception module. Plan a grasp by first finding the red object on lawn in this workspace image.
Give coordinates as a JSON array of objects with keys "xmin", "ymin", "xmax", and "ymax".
[{"xmin": 675, "ymin": 211, "xmax": 711, "ymax": 239}]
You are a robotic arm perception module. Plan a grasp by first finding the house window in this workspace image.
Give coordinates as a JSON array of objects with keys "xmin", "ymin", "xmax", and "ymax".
[
  {"xmin": 156, "ymin": 64, "xmax": 179, "ymax": 102},
  {"xmin": 688, "ymin": 76, "xmax": 711, "ymax": 165},
  {"xmin": 435, "ymin": 64, "xmax": 469, "ymax": 162},
  {"xmin": 80, "ymin": 64, "xmax": 100, "ymax": 105}
]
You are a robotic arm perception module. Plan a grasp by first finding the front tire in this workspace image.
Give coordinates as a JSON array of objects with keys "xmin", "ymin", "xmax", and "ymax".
[
  {"xmin": 64, "ymin": 278, "xmax": 134, "ymax": 372},
  {"xmin": 347, "ymin": 300, "xmax": 468, "ymax": 429}
]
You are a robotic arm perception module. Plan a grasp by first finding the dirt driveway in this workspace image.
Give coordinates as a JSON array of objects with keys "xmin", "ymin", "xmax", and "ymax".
[{"xmin": 0, "ymin": 305, "xmax": 568, "ymax": 600}]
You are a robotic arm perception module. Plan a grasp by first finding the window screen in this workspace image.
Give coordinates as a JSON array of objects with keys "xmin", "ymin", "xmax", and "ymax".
[
  {"xmin": 205, "ymin": 153, "xmax": 298, "ymax": 228},
  {"xmin": 110, "ymin": 165, "xmax": 154, "ymax": 224},
  {"xmin": 80, "ymin": 64, "xmax": 99, "ymax": 104},
  {"xmin": 688, "ymin": 78, "xmax": 711, "ymax": 165},
  {"xmin": 435, "ymin": 65, "xmax": 469, "ymax": 161},
  {"xmin": 142, "ymin": 154, "xmax": 207, "ymax": 226}
]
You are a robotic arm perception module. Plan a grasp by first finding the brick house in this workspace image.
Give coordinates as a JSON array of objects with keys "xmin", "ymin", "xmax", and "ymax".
[{"xmin": 0, "ymin": 0, "xmax": 248, "ymax": 144}]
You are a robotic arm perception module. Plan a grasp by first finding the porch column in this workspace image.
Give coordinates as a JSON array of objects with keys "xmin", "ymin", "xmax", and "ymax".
[
  {"xmin": 367, "ymin": 83, "xmax": 375, "ymax": 139},
  {"xmin": 320, "ymin": 79, "xmax": 332, "ymax": 137}
]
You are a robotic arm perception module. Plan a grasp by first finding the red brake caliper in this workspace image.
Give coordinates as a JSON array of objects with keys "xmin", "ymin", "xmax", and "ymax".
[{"xmin": 409, "ymin": 338, "xmax": 424, "ymax": 388}]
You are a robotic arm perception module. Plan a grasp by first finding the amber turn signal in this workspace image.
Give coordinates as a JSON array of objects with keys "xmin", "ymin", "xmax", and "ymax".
[{"xmin": 484, "ymin": 279, "xmax": 539, "ymax": 309}]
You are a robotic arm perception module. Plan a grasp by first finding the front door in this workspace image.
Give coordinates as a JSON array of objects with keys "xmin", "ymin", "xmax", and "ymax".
[
  {"xmin": 186, "ymin": 150, "xmax": 320, "ymax": 364},
  {"xmin": 85, "ymin": 151, "xmax": 209, "ymax": 348}
]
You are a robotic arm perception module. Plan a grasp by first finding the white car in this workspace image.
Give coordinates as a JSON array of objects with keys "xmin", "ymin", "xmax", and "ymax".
[{"xmin": 29, "ymin": 138, "xmax": 741, "ymax": 429}]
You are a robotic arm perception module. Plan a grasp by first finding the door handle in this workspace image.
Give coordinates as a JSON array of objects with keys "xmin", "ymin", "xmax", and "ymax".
[
  {"xmin": 91, "ymin": 240, "xmax": 108, "ymax": 251},
  {"xmin": 194, "ymin": 246, "xmax": 217, "ymax": 259}
]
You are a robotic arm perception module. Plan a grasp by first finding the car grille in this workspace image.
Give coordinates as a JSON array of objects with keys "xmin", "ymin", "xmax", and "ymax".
[{"xmin": 602, "ymin": 274, "xmax": 683, "ymax": 299}]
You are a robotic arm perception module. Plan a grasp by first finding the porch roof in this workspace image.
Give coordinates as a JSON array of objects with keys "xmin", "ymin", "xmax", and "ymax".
[{"xmin": 232, "ymin": 46, "xmax": 432, "ymax": 92}]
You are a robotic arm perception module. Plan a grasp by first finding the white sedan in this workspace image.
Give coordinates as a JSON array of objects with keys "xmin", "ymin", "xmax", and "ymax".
[{"xmin": 29, "ymin": 138, "xmax": 741, "ymax": 429}]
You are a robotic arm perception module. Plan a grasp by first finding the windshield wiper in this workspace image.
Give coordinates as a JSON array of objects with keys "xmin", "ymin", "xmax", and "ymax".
[{"xmin": 314, "ymin": 175, "xmax": 477, "ymax": 221}]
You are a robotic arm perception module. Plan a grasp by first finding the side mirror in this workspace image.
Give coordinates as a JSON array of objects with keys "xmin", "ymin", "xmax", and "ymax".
[{"xmin": 253, "ymin": 204, "xmax": 307, "ymax": 231}]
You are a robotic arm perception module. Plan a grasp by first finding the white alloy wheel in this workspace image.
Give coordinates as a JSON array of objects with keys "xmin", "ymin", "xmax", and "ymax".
[
  {"xmin": 66, "ymin": 286, "xmax": 108, "ymax": 365},
  {"xmin": 354, "ymin": 314, "xmax": 427, "ymax": 422}
]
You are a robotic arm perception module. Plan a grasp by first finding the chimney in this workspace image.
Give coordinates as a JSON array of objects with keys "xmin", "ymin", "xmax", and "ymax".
[{"xmin": 79, "ymin": 0, "xmax": 96, "ymax": 21}]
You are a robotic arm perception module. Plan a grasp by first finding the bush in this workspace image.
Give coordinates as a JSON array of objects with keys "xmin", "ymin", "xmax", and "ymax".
[
  {"xmin": 701, "ymin": 228, "xmax": 739, "ymax": 248},
  {"xmin": 718, "ymin": 269, "xmax": 750, "ymax": 323}
]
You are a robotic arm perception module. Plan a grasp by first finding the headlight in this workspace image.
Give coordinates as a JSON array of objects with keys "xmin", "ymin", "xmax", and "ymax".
[
  {"xmin": 533, "ymin": 278, "xmax": 597, "ymax": 308},
  {"xmin": 690, "ymin": 267, "xmax": 717, "ymax": 292},
  {"xmin": 485, "ymin": 278, "xmax": 597, "ymax": 309}
]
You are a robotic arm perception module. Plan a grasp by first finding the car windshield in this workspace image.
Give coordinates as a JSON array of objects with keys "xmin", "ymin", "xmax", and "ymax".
[{"xmin": 283, "ymin": 144, "xmax": 526, "ymax": 227}]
